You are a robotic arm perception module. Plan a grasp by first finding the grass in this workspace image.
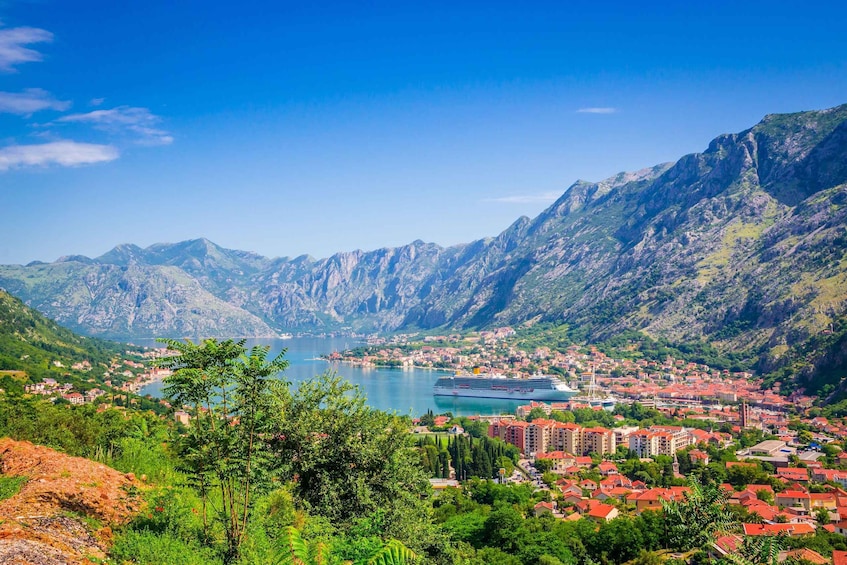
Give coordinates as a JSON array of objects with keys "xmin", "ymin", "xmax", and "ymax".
[
  {"xmin": 109, "ymin": 529, "xmax": 222, "ymax": 565},
  {"xmin": 0, "ymin": 475, "xmax": 27, "ymax": 501}
]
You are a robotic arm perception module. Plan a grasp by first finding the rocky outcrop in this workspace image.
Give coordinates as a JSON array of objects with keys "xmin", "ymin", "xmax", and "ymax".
[{"xmin": 0, "ymin": 438, "xmax": 143, "ymax": 564}]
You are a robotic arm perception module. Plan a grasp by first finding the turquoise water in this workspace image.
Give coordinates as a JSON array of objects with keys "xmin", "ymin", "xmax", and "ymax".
[{"xmin": 137, "ymin": 337, "xmax": 523, "ymax": 417}]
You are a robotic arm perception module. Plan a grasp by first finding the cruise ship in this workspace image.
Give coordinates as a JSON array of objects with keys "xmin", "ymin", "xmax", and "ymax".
[{"xmin": 433, "ymin": 372, "xmax": 577, "ymax": 401}]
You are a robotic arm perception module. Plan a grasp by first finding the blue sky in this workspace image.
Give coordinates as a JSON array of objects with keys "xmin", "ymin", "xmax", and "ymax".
[{"xmin": 2, "ymin": 0, "xmax": 846, "ymax": 264}]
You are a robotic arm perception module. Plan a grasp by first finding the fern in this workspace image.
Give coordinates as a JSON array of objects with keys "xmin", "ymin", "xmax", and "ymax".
[{"xmin": 365, "ymin": 540, "xmax": 417, "ymax": 565}]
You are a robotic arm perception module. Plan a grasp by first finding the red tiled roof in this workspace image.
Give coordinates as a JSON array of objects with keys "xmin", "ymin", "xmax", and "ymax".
[
  {"xmin": 782, "ymin": 549, "xmax": 827, "ymax": 565},
  {"xmin": 742, "ymin": 523, "xmax": 815, "ymax": 536},
  {"xmin": 587, "ymin": 503, "xmax": 616, "ymax": 519}
]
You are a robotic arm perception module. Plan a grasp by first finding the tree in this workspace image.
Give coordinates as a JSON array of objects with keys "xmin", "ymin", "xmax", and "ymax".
[
  {"xmin": 815, "ymin": 507, "xmax": 831, "ymax": 525},
  {"xmin": 534, "ymin": 458, "xmax": 554, "ymax": 474},
  {"xmin": 549, "ymin": 410, "xmax": 575, "ymax": 423},
  {"xmin": 157, "ymin": 338, "xmax": 289, "ymax": 563},
  {"xmin": 527, "ymin": 407, "xmax": 548, "ymax": 422},
  {"xmin": 272, "ymin": 372, "xmax": 437, "ymax": 552},
  {"xmin": 661, "ymin": 475, "xmax": 737, "ymax": 551}
]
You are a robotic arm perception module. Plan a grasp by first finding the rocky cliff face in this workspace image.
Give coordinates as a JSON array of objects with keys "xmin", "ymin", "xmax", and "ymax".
[{"xmin": 2, "ymin": 104, "xmax": 847, "ymax": 385}]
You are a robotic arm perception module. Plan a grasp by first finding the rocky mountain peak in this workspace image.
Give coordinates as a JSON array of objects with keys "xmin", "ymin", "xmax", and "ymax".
[{"xmin": 2, "ymin": 103, "xmax": 847, "ymax": 391}]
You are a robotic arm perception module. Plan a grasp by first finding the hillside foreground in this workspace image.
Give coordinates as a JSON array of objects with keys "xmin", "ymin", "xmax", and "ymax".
[{"xmin": 0, "ymin": 438, "xmax": 143, "ymax": 565}]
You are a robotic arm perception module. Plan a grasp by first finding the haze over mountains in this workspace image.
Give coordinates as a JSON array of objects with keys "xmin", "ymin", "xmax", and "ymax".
[{"xmin": 3, "ymin": 104, "xmax": 847, "ymax": 387}]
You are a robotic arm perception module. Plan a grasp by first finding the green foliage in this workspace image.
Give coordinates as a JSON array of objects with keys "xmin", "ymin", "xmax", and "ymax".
[
  {"xmin": 594, "ymin": 330, "xmax": 752, "ymax": 372},
  {"xmin": 157, "ymin": 337, "xmax": 289, "ymax": 563},
  {"xmin": 720, "ymin": 534, "xmax": 785, "ymax": 565},
  {"xmin": 0, "ymin": 393, "xmax": 172, "ymax": 466},
  {"xmin": 0, "ymin": 475, "xmax": 27, "ymax": 501},
  {"xmin": 662, "ymin": 476, "xmax": 737, "ymax": 551},
  {"xmin": 432, "ymin": 481, "xmax": 669, "ymax": 564},
  {"xmin": 0, "ymin": 289, "xmax": 140, "ymax": 382},
  {"xmin": 110, "ymin": 529, "xmax": 222, "ymax": 565},
  {"xmin": 273, "ymin": 372, "xmax": 440, "ymax": 555},
  {"xmin": 94, "ymin": 435, "xmax": 178, "ymax": 484},
  {"xmin": 274, "ymin": 527, "xmax": 417, "ymax": 565},
  {"xmin": 527, "ymin": 407, "xmax": 548, "ymax": 422}
]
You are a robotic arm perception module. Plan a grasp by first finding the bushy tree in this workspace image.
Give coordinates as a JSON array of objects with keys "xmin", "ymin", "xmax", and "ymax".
[
  {"xmin": 157, "ymin": 338, "xmax": 289, "ymax": 562},
  {"xmin": 271, "ymin": 372, "xmax": 438, "ymax": 553}
]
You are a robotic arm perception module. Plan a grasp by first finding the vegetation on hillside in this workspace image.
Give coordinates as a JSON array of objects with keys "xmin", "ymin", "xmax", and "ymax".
[{"xmin": 0, "ymin": 289, "xmax": 141, "ymax": 386}]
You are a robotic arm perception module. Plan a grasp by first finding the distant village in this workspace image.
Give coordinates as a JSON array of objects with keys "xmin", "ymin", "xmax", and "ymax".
[
  {"xmin": 22, "ymin": 349, "xmax": 172, "ymax": 408},
  {"xmin": 331, "ymin": 327, "xmax": 815, "ymax": 412}
]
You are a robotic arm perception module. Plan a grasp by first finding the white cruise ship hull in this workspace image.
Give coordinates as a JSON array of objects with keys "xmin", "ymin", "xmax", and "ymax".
[
  {"xmin": 433, "ymin": 386, "xmax": 576, "ymax": 401},
  {"xmin": 433, "ymin": 374, "xmax": 577, "ymax": 401}
]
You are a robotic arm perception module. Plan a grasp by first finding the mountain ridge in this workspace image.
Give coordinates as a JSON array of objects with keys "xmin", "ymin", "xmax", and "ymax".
[{"xmin": 3, "ymin": 103, "xmax": 847, "ymax": 393}]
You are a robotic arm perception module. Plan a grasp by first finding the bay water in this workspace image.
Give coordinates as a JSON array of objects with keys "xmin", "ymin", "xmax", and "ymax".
[{"xmin": 137, "ymin": 336, "xmax": 523, "ymax": 417}]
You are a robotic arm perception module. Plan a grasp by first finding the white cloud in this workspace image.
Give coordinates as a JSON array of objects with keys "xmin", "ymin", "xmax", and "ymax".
[
  {"xmin": 485, "ymin": 192, "xmax": 560, "ymax": 204},
  {"xmin": 0, "ymin": 141, "xmax": 119, "ymax": 171},
  {"xmin": 89, "ymin": 98, "xmax": 105, "ymax": 106},
  {"xmin": 57, "ymin": 105, "xmax": 173, "ymax": 145},
  {"xmin": 0, "ymin": 88, "xmax": 71, "ymax": 115},
  {"xmin": 577, "ymin": 107, "xmax": 618, "ymax": 114},
  {"xmin": 0, "ymin": 25, "xmax": 53, "ymax": 72}
]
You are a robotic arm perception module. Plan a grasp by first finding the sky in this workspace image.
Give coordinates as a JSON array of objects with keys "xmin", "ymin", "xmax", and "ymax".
[{"xmin": 2, "ymin": 0, "xmax": 847, "ymax": 265}]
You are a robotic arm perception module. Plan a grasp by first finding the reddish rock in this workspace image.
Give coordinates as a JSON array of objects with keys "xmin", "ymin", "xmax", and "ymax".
[{"xmin": 0, "ymin": 438, "xmax": 144, "ymax": 564}]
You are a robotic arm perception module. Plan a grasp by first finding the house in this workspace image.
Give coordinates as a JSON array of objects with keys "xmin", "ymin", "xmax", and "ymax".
[
  {"xmin": 710, "ymin": 534, "xmax": 743, "ymax": 560},
  {"xmin": 597, "ymin": 461, "xmax": 619, "ymax": 476},
  {"xmin": 536, "ymin": 451, "xmax": 576, "ymax": 473},
  {"xmin": 688, "ymin": 449, "xmax": 709, "ymax": 465},
  {"xmin": 575, "ymin": 456, "xmax": 593, "ymax": 467},
  {"xmin": 579, "ymin": 479, "xmax": 598, "ymax": 492},
  {"xmin": 742, "ymin": 523, "xmax": 815, "ymax": 537},
  {"xmin": 63, "ymin": 392, "xmax": 85, "ymax": 405},
  {"xmin": 833, "ymin": 551, "xmax": 847, "ymax": 565},
  {"xmin": 811, "ymin": 468, "xmax": 847, "ymax": 488},
  {"xmin": 595, "ymin": 487, "xmax": 632, "ymax": 502},
  {"xmin": 746, "ymin": 484, "xmax": 774, "ymax": 496},
  {"xmin": 533, "ymin": 501, "xmax": 556, "ymax": 517},
  {"xmin": 574, "ymin": 499, "xmax": 603, "ymax": 515},
  {"xmin": 562, "ymin": 492, "xmax": 585, "ymax": 505},
  {"xmin": 809, "ymin": 492, "xmax": 837, "ymax": 510},
  {"xmin": 85, "ymin": 388, "xmax": 105, "ymax": 401},
  {"xmin": 742, "ymin": 502, "xmax": 785, "ymax": 522},
  {"xmin": 777, "ymin": 467, "xmax": 809, "ymax": 483},
  {"xmin": 599, "ymin": 475, "xmax": 632, "ymax": 490},
  {"xmin": 628, "ymin": 487, "xmax": 690, "ymax": 514},
  {"xmin": 777, "ymin": 549, "xmax": 828, "ymax": 564},
  {"xmin": 587, "ymin": 503, "xmax": 619, "ymax": 523},
  {"xmin": 775, "ymin": 491, "xmax": 811, "ymax": 512}
]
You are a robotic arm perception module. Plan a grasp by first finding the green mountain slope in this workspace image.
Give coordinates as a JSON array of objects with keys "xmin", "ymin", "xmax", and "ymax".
[{"xmin": 0, "ymin": 289, "xmax": 134, "ymax": 383}]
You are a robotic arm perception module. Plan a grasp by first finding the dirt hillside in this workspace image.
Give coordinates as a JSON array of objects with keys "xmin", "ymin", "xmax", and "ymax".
[{"xmin": 0, "ymin": 438, "xmax": 143, "ymax": 565}]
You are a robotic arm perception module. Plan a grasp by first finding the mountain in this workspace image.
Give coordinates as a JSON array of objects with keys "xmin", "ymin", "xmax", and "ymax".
[
  {"xmin": 2, "ymin": 104, "xmax": 847, "ymax": 392},
  {"xmin": 0, "ymin": 248, "xmax": 277, "ymax": 340},
  {"xmin": 0, "ymin": 289, "xmax": 133, "ymax": 383}
]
